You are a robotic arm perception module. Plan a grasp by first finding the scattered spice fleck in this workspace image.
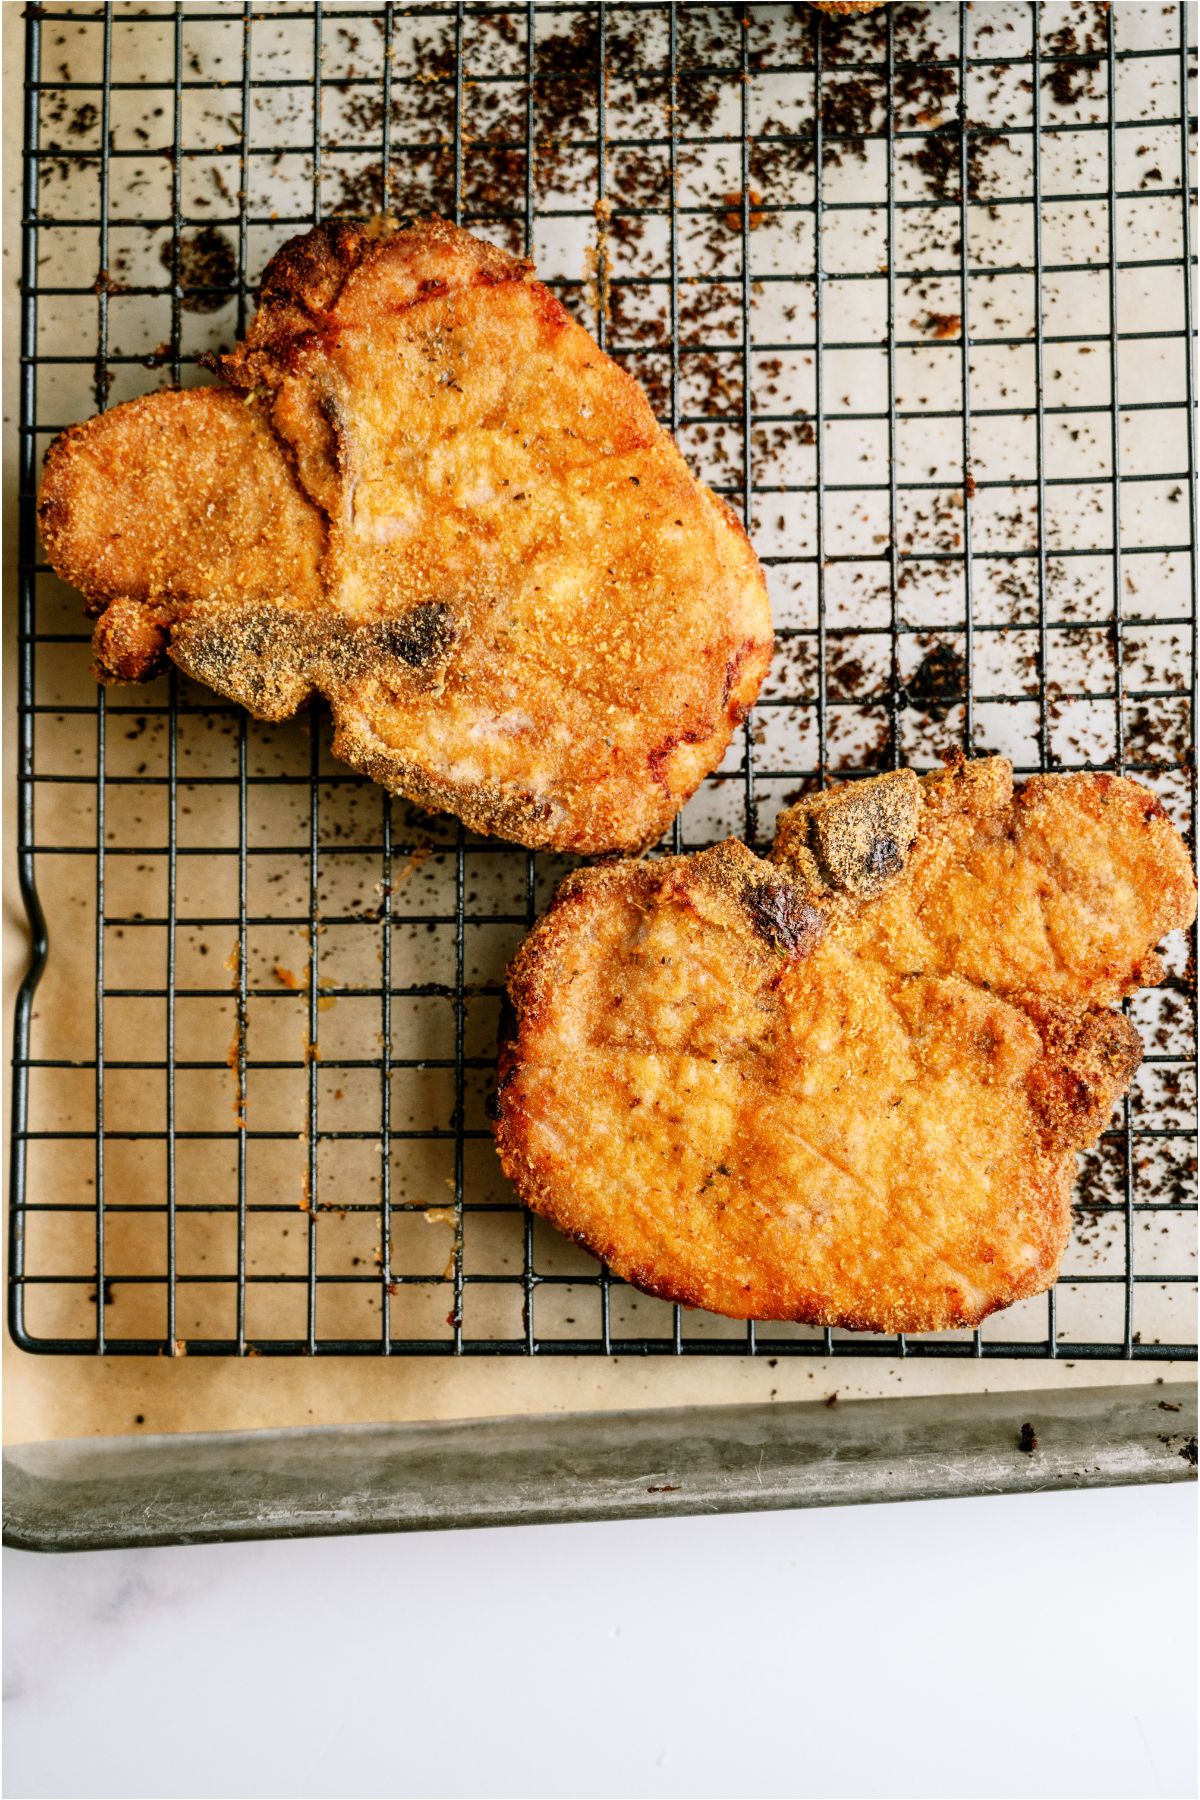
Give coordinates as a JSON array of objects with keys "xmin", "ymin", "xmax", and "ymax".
[{"xmin": 159, "ymin": 226, "xmax": 237, "ymax": 314}]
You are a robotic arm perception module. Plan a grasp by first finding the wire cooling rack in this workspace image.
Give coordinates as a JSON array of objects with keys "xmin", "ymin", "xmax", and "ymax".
[{"xmin": 10, "ymin": 0, "xmax": 1197, "ymax": 1359}]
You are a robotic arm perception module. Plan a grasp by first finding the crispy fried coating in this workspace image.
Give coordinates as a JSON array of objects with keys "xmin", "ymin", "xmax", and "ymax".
[
  {"xmin": 494, "ymin": 758, "xmax": 1196, "ymax": 1332},
  {"xmin": 38, "ymin": 217, "xmax": 771, "ymax": 854}
]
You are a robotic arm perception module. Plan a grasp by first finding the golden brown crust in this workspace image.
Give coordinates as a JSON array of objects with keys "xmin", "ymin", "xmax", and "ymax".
[
  {"xmin": 38, "ymin": 387, "xmax": 326, "ymax": 618},
  {"xmin": 37, "ymin": 216, "xmax": 772, "ymax": 855},
  {"xmin": 494, "ymin": 758, "xmax": 1197, "ymax": 1332},
  {"xmin": 91, "ymin": 596, "xmax": 170, "ymax": 683},
  {"xmin": 810, "ymin": 2, "xmax": 885, "ymax": 14}
]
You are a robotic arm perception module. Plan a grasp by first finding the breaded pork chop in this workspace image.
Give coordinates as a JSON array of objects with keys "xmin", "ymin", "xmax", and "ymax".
[
  {"xmin": 38, "ymin": 217, "xmax": 771, "ymax": 855},
  {"xmin": 494, "ymin": 758, "xmax": 1196, "ymax": 1332}
]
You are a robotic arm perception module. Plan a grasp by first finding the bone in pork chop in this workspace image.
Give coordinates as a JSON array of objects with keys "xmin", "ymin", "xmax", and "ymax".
[
  {"xmin": 38, "ymin": 216, "xmax": 772, "ymax": 855},
  {"xmin": 494, "ymin": 757, "xmax": 1196, "ymax": 1331}
]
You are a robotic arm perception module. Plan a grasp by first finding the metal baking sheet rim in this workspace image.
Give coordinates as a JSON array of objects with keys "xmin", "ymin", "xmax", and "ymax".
[{"xmin": 5, "ymin": 1382, "xmax": 1195, "ymax": 1553}]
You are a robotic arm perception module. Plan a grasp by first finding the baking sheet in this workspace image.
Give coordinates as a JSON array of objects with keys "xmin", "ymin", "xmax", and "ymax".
[
  {"xmin": 5, "ymin": 0, "xmax": 1196, "ymax": 1445},
  {"xmin": 8, "ymin": 1384, "xmax": 1195, "ymax": 1551}
]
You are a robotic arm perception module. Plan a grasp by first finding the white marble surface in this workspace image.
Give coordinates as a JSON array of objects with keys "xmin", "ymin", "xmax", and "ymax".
[{"xmin": 3, "ymin": 1483, "xmax": 1196, "ymax": 1800}]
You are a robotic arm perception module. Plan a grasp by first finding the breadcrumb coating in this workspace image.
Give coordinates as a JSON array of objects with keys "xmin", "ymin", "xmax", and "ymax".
[
  {"xmin": 494, "ymin": 758, "xmax": 1197, "ymax": 1331},
  {"xmin": 38, "ymin": 217, "xmax": 771, "ymax": 854}
]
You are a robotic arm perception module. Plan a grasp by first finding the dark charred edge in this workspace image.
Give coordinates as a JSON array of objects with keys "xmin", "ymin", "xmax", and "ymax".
[
  {"xmin": 487, "ymin": 994, "xmax": 522, "ymax": 1129},
  {"xmin": 1025, "ymin": 1005, "xmax": 1145, "ymax": 1152},
  {"xmin": 741, "ymin": 876, "xmax": 824, "ymax": 957},
  {"xmin": 525, "ymin": 279, "xmax": 575, "ymax": 328},
  {"xmin": 254, "ymin": 217, "xmax": 382, "ymax": 319},
  {"xmin": 618, "ymin": 1260, "xmax": 710, "ymax": 1313},
  {"xmin": 238, "ymin": 215, "xmax": 531, "ymax": 344},
  {"xmin": 719, "ymin": 631, "xmax": 772, "ymax": 719},
  {"xmin": 218, "ymin": 220, "xmax": 384, "ymax": 386},
  {"xmin": 646, "ymin": 725, "xmax": 707, "ymax": 792}
]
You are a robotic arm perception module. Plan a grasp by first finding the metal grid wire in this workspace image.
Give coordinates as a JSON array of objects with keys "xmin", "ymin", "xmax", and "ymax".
[{"xmin": 10, "ymin": 0, "xmax": 1198, "ymax": 1358}]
